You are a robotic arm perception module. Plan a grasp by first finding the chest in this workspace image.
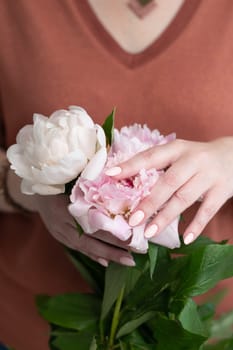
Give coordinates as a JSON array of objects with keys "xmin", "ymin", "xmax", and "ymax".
[
  {"xmin": 87, "ymin": 0, "xmax": 185, "ymax": 53},
  {"xmin": 0, "ymin": 0, "xmax": 233, "ymax": 145}
]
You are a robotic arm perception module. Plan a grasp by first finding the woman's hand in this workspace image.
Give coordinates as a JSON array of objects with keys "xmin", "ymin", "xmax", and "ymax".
[
  {"xmin": 106, "ymin": 137, "xmax": 233, "ymax": 244},
  {"xmin": 35, "ymin": 194, "xmax": 135, "ymax": 267},
  {"xmin": 6, "ymin": 170, "xmax": 135, "ymax": 267}
]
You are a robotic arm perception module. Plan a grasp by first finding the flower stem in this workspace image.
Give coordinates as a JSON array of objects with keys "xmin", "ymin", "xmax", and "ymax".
[
  {"xmin": 108, "ymin": 285, "xmax": 125, "ymax": 348},
  {"xmin": 99, "ymin": 319, "xmax": 104, "ymax": 344}
]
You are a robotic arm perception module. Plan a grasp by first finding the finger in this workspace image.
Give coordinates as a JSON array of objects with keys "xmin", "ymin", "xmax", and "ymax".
[
  {"xmin": 75, "ymin": 234, "xmax": 136, "ymax": 266},
  {"xmin": 89, "ymin": 254, "xmax": 109, "ymax": 267},
  {"xmin": 105, "ymin": 140, "xmax": 184, "ymax": 179},
  {"xmin": 128, "ymin": 157, "xmax": 198, "ymax": 227},
  {"xmin": 94, "ymin": 229, "xmax": 147, "ymax": 254},
  {"xmin": 183, "ymin": 188, "xmax": 227, "ymax": 244},
  {"xmin": 144, "ymin": 173, "xmax": 209, "ymax": 238},
  {"xmin": 62, "ymin": 223, "xmax": 136, "ymax": 266},
  {"xmin": 92, "ymin": 230, "xmax": 131, "ymax": 249}
]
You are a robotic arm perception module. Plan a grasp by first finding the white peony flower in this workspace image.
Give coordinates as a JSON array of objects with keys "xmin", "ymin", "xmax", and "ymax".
[{"xmin": 7, "ymin": 106, "xmax": 107, "ymax": 195}]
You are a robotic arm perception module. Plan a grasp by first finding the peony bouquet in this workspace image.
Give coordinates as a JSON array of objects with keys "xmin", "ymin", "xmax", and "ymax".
[{"xmin": 7, "ymin": 107, "xmax": 233, "ymax": 350}]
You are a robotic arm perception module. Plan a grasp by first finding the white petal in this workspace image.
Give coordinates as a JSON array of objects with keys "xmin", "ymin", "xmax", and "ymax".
[
  {"xmin": 21, "ymin": 179, "xmax": 35, "ymax": 195},
  {"xmin": 96, "ymin": 124, "xmax": 106, "ymax": 148},
  {"xmin": 7, "ymin": 144, "xmax": 33, "ymax": 180},
  {"xmin": 75, "ymin": 126, "xmax": 97, "ymax": 159},
  {"xmin": 68, "ymin": 106, "xmax": 95, "ymax": 127},
  {"xmin": 31, "ymin": 150, "xmax": 87, "ymax": 185},
  {"xmin": 81, "ymin": 147, "xmax": 107, "ymax": 180},
  {"xmin": 150, "ymin": 219, "xmax": 180, "ymax": 249},
  {"xmin": 16, "ymin": 125, "xmax": 33, "ymax": 146},
  {"xmin": 31, "ymin": 183, "xmax": 65, "ymax": 195}
]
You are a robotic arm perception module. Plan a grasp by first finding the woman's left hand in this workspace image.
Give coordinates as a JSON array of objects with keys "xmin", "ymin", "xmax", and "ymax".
[{"xmin": 106, "ymin": 137, "xmax": 233, "ymax": 245}]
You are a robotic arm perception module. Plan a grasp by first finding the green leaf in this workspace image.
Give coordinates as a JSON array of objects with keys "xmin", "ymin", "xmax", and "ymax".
[
  {"xmin": 148, "ymin": 243, "xmax": 158, "ymax": 279},
  {"xmin": 120, "ymin": 340, "xmax": 155, "ymax": 350},
  {"xmin": 117, "ymin": 311, "xmax": 156, "ymax": 338},
  {"xmin": 101, "ymin": 263, "xmax": 128, "ymax": 320},
  {"xmin": 178, "ymin": 299, "xmax": 207, "ymax": 337},
  {"xmin": 197, "ymin": 303, "xmax": 215, "ymax": 322},
  {"xmin": 102, "ymin": 108, "xmax": 115, "ymax": 146},
  {"xmin": 148, "ymin": 314, "xmax": 207, "ymax": 350},
  {"xmin": 36, "ymin": 293, "xmax": 100, "ymax": 330},
  {"xmin": 173, "ymin": 235, "xmax": 215, "ymax": 255},
  {"xmin": 173, "ymin": 244, "xmax": 233, "ymax": 298},
  {"xmin": 64, "ymin": 178, "xmax": 78, "ymax": 196},
  {"xmin": 52, "ymin": 331, "xmax": 95, "ymax": 350},
  {"xmin": 124, "ymin": 248, "xmax": 171, "ymax": 313},
  {"xmin": 74, "ymin": 219, "xmax": 84, "ymax": 236},
  {"xmin": 65, "ymin": 249, "xmax": 105, "ymax": 296}
]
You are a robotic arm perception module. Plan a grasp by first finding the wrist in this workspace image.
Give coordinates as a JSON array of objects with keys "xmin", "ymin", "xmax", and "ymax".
[
  {"xmin": 0, "ymin": 149, "xmax": 35, "ymax": 213},
  {"xmin": 0, "ymin": 151, "xmax": 16, "ymax": 212},
  {"xmin": 6, "ymin": 169, "xmax": 38, "ymax": 213}
]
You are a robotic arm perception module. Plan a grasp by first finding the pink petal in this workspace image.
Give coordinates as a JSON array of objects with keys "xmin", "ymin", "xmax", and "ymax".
[
  {"xmin": 129, "ymin": 224, "xmax": 149, "ymax": 251},
  {"xmin": 149, "ymin": 219, "xmax": 180, "ymax": 249},
  {"xmin": 88, "ymin": 209, "xmax": 131, "ymax": 240}
]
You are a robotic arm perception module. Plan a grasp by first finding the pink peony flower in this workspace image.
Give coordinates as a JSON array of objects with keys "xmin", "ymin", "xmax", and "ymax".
[{"xmin": 69, "ymin": 124, "xmax": 180, "ymax": 251}]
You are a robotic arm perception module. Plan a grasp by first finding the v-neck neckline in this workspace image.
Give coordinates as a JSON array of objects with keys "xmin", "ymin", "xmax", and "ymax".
[{"xmin": 78, "ymin": 0, "xmax": 201, "ymax": 69}]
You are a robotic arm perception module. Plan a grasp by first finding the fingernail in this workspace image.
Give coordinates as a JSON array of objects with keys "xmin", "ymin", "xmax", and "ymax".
[
  {"xmin": 145, "ymin": 224, "xmax": 158, "ymax": 238},
  {"xmin": 184, "ymin": 232, "xmax": 194, "ymax": 245},
  {"xmin": 105, "ymin": 167, "xmax": 122, "ymax": 176},
  {"xmin": 120, "ymin": 257, "xmax": 136, "ymax": 267},
  {"xmin": 129, "ymin": 210, "xmax": 145, "ymax": 227},
  {"xmin": 97, "ymin": 258, "xmax": 109, "ymax": 267}
]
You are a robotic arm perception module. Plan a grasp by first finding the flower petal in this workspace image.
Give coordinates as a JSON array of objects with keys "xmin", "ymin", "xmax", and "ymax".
[
  {"xmin": 149, "ymin": 219, "xmax": 180, "ymax": 249},
  {"xmin": 88, "ymin": 209, "xmax": 131, "ymax": 240},
  {"xmin": 81, "ymin": 147, "xmax": 107, "ymax": 181},
  {"xmin": 31, "ymin": 183, "xmax": 65, "ymax": 195},
  {"xmin": 129, "ymin": 224, "xmax": 149, "ymax": 251},
  {"xmin": 31, "ymin": 150, "xmax": 87, "ymax": 185}
]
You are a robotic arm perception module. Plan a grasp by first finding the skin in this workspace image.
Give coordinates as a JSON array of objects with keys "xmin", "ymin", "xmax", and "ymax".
[
  {"xmin": 107, "ymin": 137, "xmax": 233, "ymax": 244},
  {"xmin": 3, "ymin": 136, "xmax": 233, "ymax": 266},
  {"xmin": 6, "ymin": 169, "xmax": 135, "ymax": 267}
]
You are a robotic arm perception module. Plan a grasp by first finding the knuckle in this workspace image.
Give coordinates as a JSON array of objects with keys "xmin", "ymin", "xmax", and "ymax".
[
  {"xmin": 193, "ymin": 217, "xmax": 205, "ymax": 232},
  {"xmin": 163, "ymin": 170, "xmax": 179, "ymax": 188},
  {"xmin": 196, "ymin": 150, "xmax": 210, "ymax": 165},
  {"xmin": 143, "ymin": 197, "xmax": 157, "ymax": 216},
  {"xmin": 175, "ymin": 139, "xmax": 187, "ymax": 148},
  {"xmin": 144, "ymin": 146, "xmax": 156, "ymax": 162},
  {"xmin": 202, "ymin": 205, "xmax": 216, "ymax": 219},
  {"xmin": 174, "ymin": 189, "xmax": 191, "ymax": 206},
  {"xmin": 156, "ymin": 211, "xmax": 171, "ymax": 228}
]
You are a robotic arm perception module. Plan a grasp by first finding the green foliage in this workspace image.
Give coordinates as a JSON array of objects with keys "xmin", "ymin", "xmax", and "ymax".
[
  {"xmin": 102, "ymin": 108, "xmax": 115, "ymax": 146},
  {"xmin": 66, "ymin": 248, "xmax": 105, "ymax": 296},
  {"xmin": 36, "ymin": 237, "xmax": 233, "ymax": 349},
  {"xmin": 36, "ymin": 293, "xmax": 101, "ymax": 330},
  {"xmin": 51, "ymin": 331, "xmax": 96, "ymax": 350}
]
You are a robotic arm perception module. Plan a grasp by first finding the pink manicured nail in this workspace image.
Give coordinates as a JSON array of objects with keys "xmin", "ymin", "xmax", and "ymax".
[
  {"xmin": 120, "ymin": 257, "xmax": 136, "ymax": 266},
  {"xmin": 105, "ymin": 167, "xmax": 122, "ymax": 176},
  {"xmin": 184, "ymin": 233, "xmax": 195, "ymax": 245},
  {"xmin": 129, "ymin": 210, "xmax": 145, "ymax": 227},
  {"xmin": 97, "ymin": 258, "xmax": 109, "ymax": 267},
  {"xmin": 144, "ymin": 224, "xmax": 158, "ymax": 238}
]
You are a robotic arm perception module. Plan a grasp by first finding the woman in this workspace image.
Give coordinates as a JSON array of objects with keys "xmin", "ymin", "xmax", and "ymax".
[{"xmin": 0, "ymin": 0, "xmax": 233, "ymax": 348}]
